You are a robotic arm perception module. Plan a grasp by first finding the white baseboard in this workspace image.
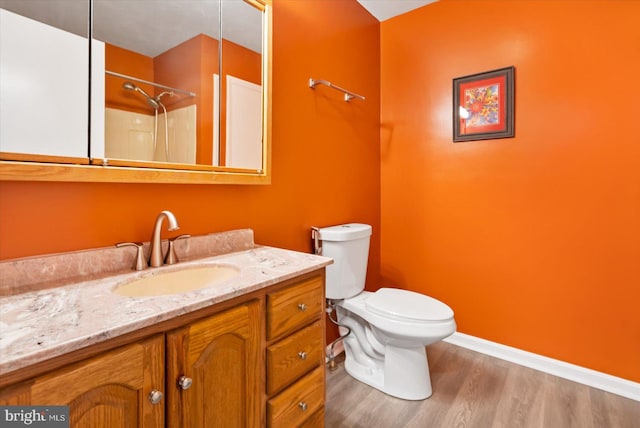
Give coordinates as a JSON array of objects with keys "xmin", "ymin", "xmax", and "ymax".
[{"xmin": 444, "ymin": 332, "xmax": 639, "ymax": 402}]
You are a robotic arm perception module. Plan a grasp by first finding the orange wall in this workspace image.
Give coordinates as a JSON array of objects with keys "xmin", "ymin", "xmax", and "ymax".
[
  {"xmin": 154, "ymin": 34, "xmax": 213, "ymax": 112},
  {"xmin": 380, "ymin": 0, "xmax": 640, "ymax": 382},
  {"xmin": 0, "ymin": 0, "xmax": 381, "ymax": 290},
  {"xmin": 154, "ymin": 35, "xmax": 219, "ymax": 164}
]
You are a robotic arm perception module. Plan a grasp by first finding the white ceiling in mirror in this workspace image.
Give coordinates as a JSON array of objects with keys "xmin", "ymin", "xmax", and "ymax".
[
  {"xmin": 93, "ymin": 0, "xmax": 221, "ymax": 57},
  {"xmin": 0, "ymin": 0, "xmax": 88, "ymax": 36},
  {"xmin": 357, "ymin": 0, "xmax": 438, "ymax": 21},
  {"xmin": 93, "ymin": 0, "xmax": 262, "ymax": 57},
  {"xmin": 0, "ymin": 0, "xmax": 262, "ymax": 57}
]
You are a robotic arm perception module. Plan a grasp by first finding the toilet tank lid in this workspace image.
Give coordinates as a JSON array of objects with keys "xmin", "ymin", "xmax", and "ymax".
[{"xmin": 317, "ymin": 223, "xmax": 372, "ymax": 241}]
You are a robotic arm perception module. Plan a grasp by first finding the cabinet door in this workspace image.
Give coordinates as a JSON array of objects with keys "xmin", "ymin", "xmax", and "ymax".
[
  {"xmin": 0, "ymin": 335, "xmax": 164, "ymax": 427},
  {"xmin": 166, "ymin": 301, "xmax": 262, "ymax": 428}
]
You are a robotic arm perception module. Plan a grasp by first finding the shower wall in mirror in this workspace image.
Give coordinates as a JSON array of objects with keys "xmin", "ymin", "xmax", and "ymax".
[{"xmin": 0, "ymin": 0, "xmax": 270, "ymax": 181}]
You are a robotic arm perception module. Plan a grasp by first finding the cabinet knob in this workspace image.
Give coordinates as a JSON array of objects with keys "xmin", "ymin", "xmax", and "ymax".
[
  {"xmin": 178, "ymin": 376, "xmax": 193, "ymax": 390},
  {"xmin": 297, "ymin": 303, "xmax": 307, "ymax": 311},
  {"xmin": 298, "ymin": 351, "xmax": 307, "ymax": 360},
  {"xmin": 148, "ymin": 389, "xmax": 163, "ymax": 405},
  {"xmin": 298, "ymin": 401, "xmax": 308, "ymax": 411}
]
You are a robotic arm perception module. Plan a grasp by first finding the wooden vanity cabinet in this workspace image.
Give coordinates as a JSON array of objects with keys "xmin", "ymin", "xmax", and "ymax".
[
  {"xmin": 0, "ymin": 335, "xmax": 165, "ymax": 427},
  {"xmin": 166, "ymin": 301, "xmax": 262, "ymax": 428},
  {"xmin": 0, "ymin": 271, "xmax": 327, "ymax": 428}
]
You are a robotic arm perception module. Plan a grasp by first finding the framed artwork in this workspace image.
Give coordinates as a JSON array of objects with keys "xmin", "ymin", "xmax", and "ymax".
[{"xmin": 453, "ymin": 66, "xmax": 514, "ymax": 142}]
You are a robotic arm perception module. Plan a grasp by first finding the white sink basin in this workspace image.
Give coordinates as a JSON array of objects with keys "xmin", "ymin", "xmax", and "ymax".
[{"xmin": 113, "ymin": 264, "xmax": 240, "ymax": 297}]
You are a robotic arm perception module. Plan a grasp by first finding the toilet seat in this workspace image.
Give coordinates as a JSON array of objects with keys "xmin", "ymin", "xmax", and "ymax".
[
  {"xmin": 339, "ymin": 289, "xmax": 456, "ymax": 348},
  {"xmin": 365, "ymin": 288, "xmax": 454, "ymax": 323}
]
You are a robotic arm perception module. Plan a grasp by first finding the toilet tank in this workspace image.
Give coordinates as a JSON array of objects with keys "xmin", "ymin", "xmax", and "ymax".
[{"xmin": 317, "ymin": 223, "xmax": 372, "ymax": 299}]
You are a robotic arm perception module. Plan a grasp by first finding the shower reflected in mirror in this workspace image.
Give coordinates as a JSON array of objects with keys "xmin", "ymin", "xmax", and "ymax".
[{"xmin": 121, "ymin": 81, "xmax": 175, "ymax": 162}]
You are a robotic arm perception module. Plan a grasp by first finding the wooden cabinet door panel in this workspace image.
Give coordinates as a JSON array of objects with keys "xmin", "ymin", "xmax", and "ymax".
[
  {"xmin": 0, "ymin": 335, "xmax": 164, "ymax": 428},
  {"xmin": 167, "ymin": 301, "xmax": 261, "ymax": 428}
]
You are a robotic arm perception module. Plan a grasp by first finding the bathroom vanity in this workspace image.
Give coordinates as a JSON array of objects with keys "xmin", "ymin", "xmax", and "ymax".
[{"xmin": 0, "ymin": 230, "xmax": 330, "ymax": 427}]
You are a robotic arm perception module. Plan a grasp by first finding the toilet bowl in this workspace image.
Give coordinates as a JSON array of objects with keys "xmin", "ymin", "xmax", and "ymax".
[
  {"xmin": 316, "ymin": 223, "xmax": 456, "ymax": 400},
  {"xmin": 335, "ymin": 288, "xmax": 456, "ymax": 400}
]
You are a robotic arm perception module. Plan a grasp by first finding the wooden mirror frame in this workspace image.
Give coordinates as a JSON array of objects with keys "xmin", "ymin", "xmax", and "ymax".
[{"xmin": 0, "ymin": 0, "xmax": 271, "ymax": 185}]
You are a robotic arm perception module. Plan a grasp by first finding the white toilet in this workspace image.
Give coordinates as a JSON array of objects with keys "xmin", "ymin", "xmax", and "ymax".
[{"xmin": 316, "ymin": 223, "xmax": 456, "ymax": 400}]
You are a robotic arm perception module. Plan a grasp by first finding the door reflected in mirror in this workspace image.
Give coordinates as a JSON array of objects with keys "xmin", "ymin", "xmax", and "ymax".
[{"xmin": 93, "ymin": 0, "xmax": 264, "ymax": 170}]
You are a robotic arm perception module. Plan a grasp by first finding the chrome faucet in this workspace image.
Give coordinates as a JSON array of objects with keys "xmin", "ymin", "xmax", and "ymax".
[{"xmin": 148, "ymin": 210, "xmax": 180, "ymax": 267}]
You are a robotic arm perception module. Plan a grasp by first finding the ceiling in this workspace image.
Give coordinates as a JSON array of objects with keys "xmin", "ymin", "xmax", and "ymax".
[
  {"xmin": 357, "ymin": 0, "xmax": 438, "ymax": 21},
  {"xmin": 0, "ymin": 0, "xmax": 438, "ymax": 58},
  {"xmin": 0, "ymin": 0, "xmax": 262, "ymax": 57}
]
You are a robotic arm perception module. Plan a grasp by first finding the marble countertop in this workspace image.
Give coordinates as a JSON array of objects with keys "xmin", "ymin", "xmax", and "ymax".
[{"xmin": 0, "ymin": 246, "xmax": 332, "ymax": 376}]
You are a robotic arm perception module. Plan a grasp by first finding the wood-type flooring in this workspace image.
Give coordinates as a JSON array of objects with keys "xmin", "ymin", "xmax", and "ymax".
[{"xmin": 325, "ymin": 341, "xmax": 639, "ymax": 427}]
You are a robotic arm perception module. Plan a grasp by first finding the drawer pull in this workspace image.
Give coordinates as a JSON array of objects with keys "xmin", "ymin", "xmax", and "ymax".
[
  {"xmin": 178, "ymin": 375, "xmax": 193, "ymax": 390},
  {"xmin": 298, "ymin": 303, "xmax": 307, "ymax": 311},
  {"xmin": 298, "ymin": 401, "xmax": 308, "ymax": 411},
  {"xmin": 148, "ymin": 389, "xmax": 163, "ymax": 405},
  {"xmin": 298, "ymin": 351, "xmax": 307, "ymax": 360}
]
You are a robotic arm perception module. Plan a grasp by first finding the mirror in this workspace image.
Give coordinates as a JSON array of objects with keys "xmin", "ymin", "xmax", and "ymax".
[
  {"xmin": 0, "ymin": 0, "xmax": 271, "ymax": 184},
  {"xmin": 95, "ymin": 0, "xmax": 267, "ymax": 171}
]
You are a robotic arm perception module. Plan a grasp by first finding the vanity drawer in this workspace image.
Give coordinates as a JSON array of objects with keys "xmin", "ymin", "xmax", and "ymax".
[
  {"xmin": 267, "ymin": 320, "xmax": 323, "ymax": 395},
  {"xmin": 302, "ymin": 407, "xmax": 325, "ymax": 428},
  {"xmin": 267, "ymin": 366, "xmax": 324, "ymax": 428},
  {"xmin": 267, "ymin": 276, "xmax": 324, "ymax": 340}
]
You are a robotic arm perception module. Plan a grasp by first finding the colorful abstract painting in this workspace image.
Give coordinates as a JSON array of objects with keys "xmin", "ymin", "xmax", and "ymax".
[
  {"xmin": 453, "ymin": 66, "xmax": 514, "ymax": 142},
  {"xmin": 463, "ymin": 84, "xmax": 499, "ymax": 127}
]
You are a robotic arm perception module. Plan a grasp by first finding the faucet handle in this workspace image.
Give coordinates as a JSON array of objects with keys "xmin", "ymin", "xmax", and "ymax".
[
  {"xmin": 164, "ymin": 234, "xmax": 191, "ymax": 265},
  {"xmin": 116, "ymin": 242, "xmax": 147, "ymax": 271}
]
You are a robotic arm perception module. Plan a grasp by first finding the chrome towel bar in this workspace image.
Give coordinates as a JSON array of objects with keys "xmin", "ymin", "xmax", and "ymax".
[{"xmin": 309, "ymin": 78, "xmax": 365, "ymax": 102}]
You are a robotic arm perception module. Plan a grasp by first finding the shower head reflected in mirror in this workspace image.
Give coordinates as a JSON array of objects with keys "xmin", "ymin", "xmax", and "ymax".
[
  {"xmin": 122, "ymin": 82, "xmax": 159, "ymax": 110},
  {"xmin": 122, "ymin": 82, "xmax": 136, "ymax": 91}
]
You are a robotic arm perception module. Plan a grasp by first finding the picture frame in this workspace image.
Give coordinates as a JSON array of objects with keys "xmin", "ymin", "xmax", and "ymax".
[{"xmin": 453, "ymin": 66, "xmax": 514, "ymax": 142}]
